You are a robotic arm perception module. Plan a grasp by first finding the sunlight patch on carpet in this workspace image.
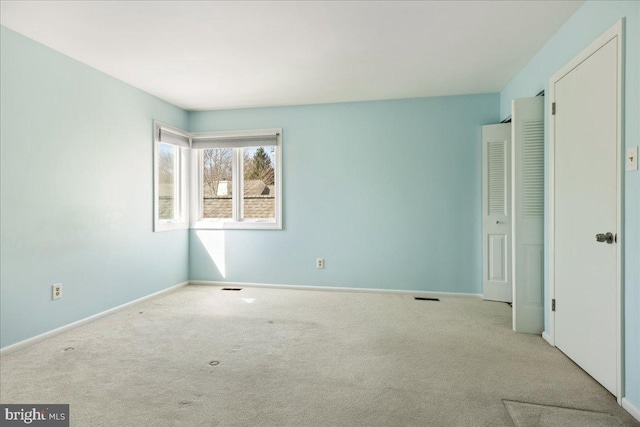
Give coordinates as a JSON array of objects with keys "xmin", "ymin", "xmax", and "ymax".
[{"xmin": 503, "ymin": 400, "xmax": 623, "ymax": 427}]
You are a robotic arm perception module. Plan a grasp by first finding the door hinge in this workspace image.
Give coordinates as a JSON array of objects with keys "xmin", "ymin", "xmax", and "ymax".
[
  {"xmin": 552, "ymin": 102, "xmax": 556, "ymax": 115},
  {"xmin": 552, "ymin": 299, "xmax": 556, "ymax": 312}
]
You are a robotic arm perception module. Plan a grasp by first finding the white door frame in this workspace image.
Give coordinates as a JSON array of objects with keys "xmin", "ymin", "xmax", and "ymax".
[{"xmin": 548, "ymin": 19, "xmax": 624, "ymax": 402}]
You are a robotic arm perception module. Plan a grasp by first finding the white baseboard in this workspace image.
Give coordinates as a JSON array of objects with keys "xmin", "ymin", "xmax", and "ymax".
[
  {"xmin": 0, "ymin": 281, "xmax": 189, "ymax": 356},
  {"xmin": 189, "ymin": 280, "xmax": 483, "ymax": 298},
  {"xmin": 542, "ymin": 331, "xmax": 555, "ymax": 346},
  {"xmin": 623, "ymin": 398, "xmax": 640, "ymax": 422}
]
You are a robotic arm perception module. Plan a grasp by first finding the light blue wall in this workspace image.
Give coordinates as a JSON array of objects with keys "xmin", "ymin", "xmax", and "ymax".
[
  {"xmin": 189, "ymin": 94, "xmax": 499, "ymax": 293},
  {"xmin": 0, "ymin": 27, "xmax": 190, "ymax": 348},
  {"xmin": 499, "ymin": 1, "xmax": 640, "ymax": 408}
]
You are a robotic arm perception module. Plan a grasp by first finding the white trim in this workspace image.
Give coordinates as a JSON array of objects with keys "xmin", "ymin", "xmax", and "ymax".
[
  {"xmin": 188, "ymin": 280, "xmax": 483, "ymax": 298},
  {"xmin": 234, "ymin": 146, "xmax": 242, "ymax": 221},
  {"xmin": 622, "ymin": 398, "xmax": 640, "ymax": 422},
  {"xmin": 542, "ymin": 331, "xmax": 554, "ymax": 346},
  {"xmin": 548, "ymin": 75, "xmax": 557, "ymax": 347},
  {"xmin": 190, "ymin": 148, "xmax": 202, "ymax": 226},
  {"xmin": 0, "ymin": 281, "xmax": 189, "ymax": 356},
  {"xmin": 274, "ymin": 139, "xmax": 283, "ymax": 228},
  {"xmin": 191, "ymin": 221, "xmax": 282, "ymax": 230},
  {"xmin": 617, "ymin": 19, "xmax": 625, "ymax": 408},
  {"xmin": 548, "ymin": 19, "xmax": 624, "ymax": 402}
]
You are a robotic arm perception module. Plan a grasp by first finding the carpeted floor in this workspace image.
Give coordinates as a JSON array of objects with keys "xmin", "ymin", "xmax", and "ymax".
[{"xmin": 1, "ymin": 285, "xmax": 638, "ymax": 426}]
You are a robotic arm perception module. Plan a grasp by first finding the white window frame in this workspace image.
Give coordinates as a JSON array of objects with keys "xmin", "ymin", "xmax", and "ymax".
[
  {"xmin": 190, "ymin": 129, "xmax": 282, "ymax": 230},
  {"xmin": 153, "ymin": 121, "xmax": 190, "ymax": 232}
]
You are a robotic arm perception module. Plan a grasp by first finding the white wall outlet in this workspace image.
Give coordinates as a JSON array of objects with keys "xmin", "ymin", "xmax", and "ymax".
[
  {"xmin": 316, "ymin": 258, "xmax": 324, "ymax": 269},
  {"xmin": 52, "ymin": 284, "xmax": 62, "ymax": 300},
  {"xmin": 627, "ymin": 146, "xmax": 638, "ymax": 172}
]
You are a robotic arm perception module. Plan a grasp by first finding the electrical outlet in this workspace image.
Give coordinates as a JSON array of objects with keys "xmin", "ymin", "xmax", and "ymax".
[
  {"xmin": 52, "ymin": 284, "xmax": 62, "ymax": 300},
  {"xmin": 316, "ymin": 258, "xmax": 324, "ymax": 269}
]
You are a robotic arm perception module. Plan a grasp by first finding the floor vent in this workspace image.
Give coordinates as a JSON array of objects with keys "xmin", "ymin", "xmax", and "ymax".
[
  {"xmin": 221, "ymin": 288, "xmax": 242, "ymax": 291},
  {"xmin": 414, "ymin": 297, "xmax": 440, "ymax": 302}
]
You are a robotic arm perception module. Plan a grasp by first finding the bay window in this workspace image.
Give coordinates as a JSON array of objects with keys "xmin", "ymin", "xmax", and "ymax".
[
  {"xmin": 153, "ymin": 122, "xmax": 282, "ymax": 231},
  {"xmin": 191, "ymin": 129, "xmax": 282, "ymax": 229}
]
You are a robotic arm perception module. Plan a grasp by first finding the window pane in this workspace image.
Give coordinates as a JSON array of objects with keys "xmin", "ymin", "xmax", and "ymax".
[
  {"xmin": 158, "ymin": 143, "xmax": 176, "ymax": 220},
  {"xmin": 203, "ymin": 148, "xmax": 233, "ymax": 219},
  {"xmin": 243, "ymin": 146, "xmax": 276, "ymax": 220}
]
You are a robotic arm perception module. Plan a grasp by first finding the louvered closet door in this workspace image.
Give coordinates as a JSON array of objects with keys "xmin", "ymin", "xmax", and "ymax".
[
  {"xmin": 512, "ymin": 96, "xmax": 544, "ymax": 334},
  {"xmin": 482, "ymin": 124, "xmax": 512, "ymax": 302}
]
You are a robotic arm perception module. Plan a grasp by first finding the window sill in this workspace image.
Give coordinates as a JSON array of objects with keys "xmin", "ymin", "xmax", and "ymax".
[{"xmin": 191, "ymin": 220, "xmax": 282, "ymax": 230}]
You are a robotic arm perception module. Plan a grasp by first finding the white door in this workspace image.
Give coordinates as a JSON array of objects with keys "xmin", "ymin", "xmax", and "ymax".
[
  {"xmin": 482, "ymin": 124, "xmax": 512, "ymax": 303},
  {"xmin": 552, "ymin": 33, "xmax": 620, "ymax": 395},
  {"xmin": 512, "ymin": 97, "xmax": 544, "ymax": 334}
]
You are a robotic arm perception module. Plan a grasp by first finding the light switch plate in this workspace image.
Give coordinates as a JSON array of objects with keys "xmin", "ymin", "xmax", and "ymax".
[{"xmin": 627, "ymin": 146, "xmax": 638, "ymax": 172}]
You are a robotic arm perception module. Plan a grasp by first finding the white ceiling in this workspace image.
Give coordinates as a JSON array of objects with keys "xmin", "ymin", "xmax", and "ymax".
[{"xmin": 0, "ymin": 1, "xmax": 583, "ymax": 111}]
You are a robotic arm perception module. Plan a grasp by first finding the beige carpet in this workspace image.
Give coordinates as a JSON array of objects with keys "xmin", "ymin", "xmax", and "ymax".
[{"xmin": 1, "ymin": 285, "xmax": 638, "ymax": 426}]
